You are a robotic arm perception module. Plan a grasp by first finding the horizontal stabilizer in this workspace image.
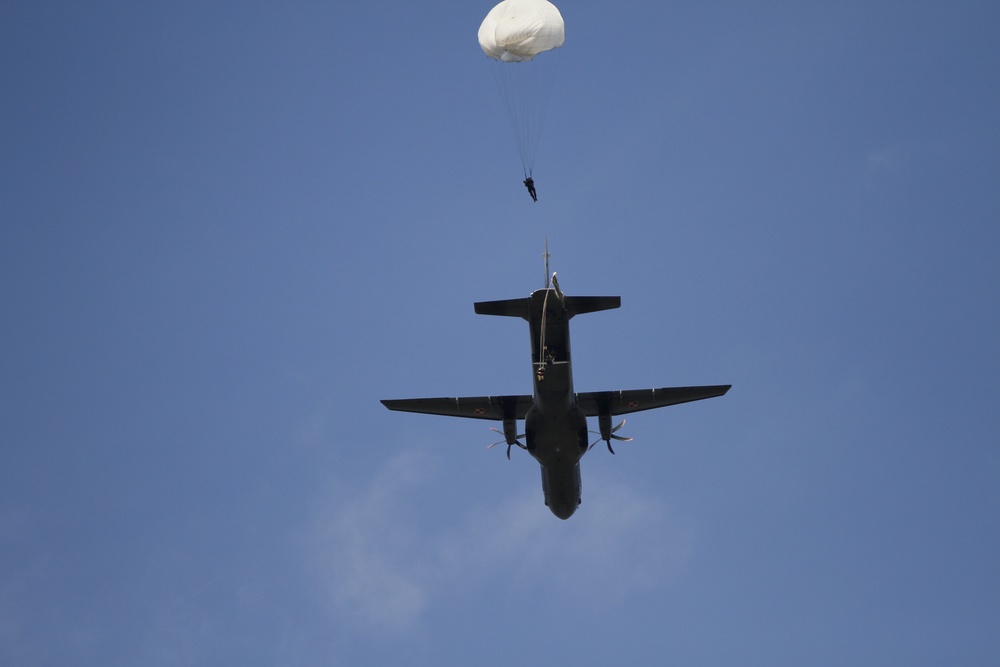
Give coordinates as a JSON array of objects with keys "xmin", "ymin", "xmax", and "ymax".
[
  {"xmin": 565, "ymin": 296, "xmax": 620, "ymax": 317},
  {"xmin": 474, "ymin": 295, "xmax": 620, "ymax": 320},
  {"xmin": 381, "ymin": 395, "xmax": 534, "ymax": 421},
  {"xmin": 576, "ymin": 385, "xmax": 731, "ymax": 417},
  {"xmin": 474, "ymin": 298, "xmax": 530, "ymax": 320}
]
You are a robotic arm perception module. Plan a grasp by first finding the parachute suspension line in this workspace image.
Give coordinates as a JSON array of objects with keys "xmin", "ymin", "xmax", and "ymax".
[
  {"xmin": 489, "ymin": 61, "xmax": 528, "ymax": 175},
  {"xmin": 487, "ymin": 50, "xmax": 561, "ymax": 179},
  {"xmin": 523, "ymin": 49, "xmax": 561, "ymax": 176}
]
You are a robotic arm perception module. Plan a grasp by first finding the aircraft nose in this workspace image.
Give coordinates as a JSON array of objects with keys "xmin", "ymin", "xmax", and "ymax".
[{"xmin": 549, "ymin": 503, "xmax": 576, "ymax": 520}]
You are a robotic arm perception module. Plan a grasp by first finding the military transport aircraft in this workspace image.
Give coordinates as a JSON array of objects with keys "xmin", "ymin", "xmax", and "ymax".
[{"xmin": 381, "ymin": 269, "xmax": 730, "ymax": 520}]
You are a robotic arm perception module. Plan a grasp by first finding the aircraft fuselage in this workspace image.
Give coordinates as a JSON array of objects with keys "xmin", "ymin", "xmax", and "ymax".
[
  {"xmin": 522, "ymin": 287, "xmax": 590, "ymax": 519},
  {"xmin": 380, "ymin": 275, "xmax": 730, "ymax": 520}
]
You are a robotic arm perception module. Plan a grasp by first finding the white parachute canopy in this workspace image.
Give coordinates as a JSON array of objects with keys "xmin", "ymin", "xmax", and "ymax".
[
  {"xmin": 478, "ymin": 0, "xmax": 565, "ymax": 63},
  {"xmin": 478, "ymin": 0, "xmax": 565, "ymax": 177}
]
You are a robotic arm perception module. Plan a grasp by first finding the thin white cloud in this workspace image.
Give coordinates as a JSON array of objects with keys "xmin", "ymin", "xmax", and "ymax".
[
  {"xmin": 310, "ymin": 452, "xmax": 697, "ymax": 632},
  {"xmin": 310, "ymin": 451, "xmax": 435, "ymax": 631}
]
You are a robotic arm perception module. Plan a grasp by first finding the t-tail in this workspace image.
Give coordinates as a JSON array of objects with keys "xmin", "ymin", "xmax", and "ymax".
[{"xmin": 476, "ymin": 239, "xmax": 621, "ymax": 320}]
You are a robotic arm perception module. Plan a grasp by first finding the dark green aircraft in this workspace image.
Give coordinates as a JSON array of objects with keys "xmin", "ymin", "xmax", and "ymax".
[{"xmin": 382, "ymin": 270, "xmax": 730, "ymax": 520}]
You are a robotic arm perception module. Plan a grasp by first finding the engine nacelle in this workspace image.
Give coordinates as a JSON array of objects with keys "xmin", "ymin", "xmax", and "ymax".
[
  {"xmin": 501, "ymin": 416, "xmax": 519, "ymax": 446},
  {"xmin": 598, "ymin": 411, "xmax": 613, "ymax": 443}
]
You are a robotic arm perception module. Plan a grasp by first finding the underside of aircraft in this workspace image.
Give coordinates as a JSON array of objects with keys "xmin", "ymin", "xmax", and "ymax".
[{"xmin": 382, "ymin": 271, "xmax": 730, "ymax": 519}]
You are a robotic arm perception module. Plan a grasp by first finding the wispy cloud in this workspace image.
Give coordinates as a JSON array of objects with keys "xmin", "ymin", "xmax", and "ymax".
[
  {"xmin": 309, "ymin": 452, "xmax": 696, "ymax": 631},
  {"xmin": 310, "ymin": 451, "xmax": 435, "ymax": 631}
]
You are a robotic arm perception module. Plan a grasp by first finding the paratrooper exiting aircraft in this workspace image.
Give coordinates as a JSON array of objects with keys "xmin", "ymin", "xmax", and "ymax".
[{"xmin": 381, "ymin": 262, "xmax": 730, "ymax": 519}]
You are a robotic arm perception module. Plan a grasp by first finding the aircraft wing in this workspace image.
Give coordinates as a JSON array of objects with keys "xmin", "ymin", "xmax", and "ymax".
[
  {"xmin": 576, "ymin": 385, "xmax": 731, "ymax": 417},
  {"xmin": 381, "ymin": 395, "xmax": 534, "ymax": 421}
]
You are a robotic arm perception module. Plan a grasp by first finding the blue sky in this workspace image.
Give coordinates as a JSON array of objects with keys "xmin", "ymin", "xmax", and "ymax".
[{"xmin": 2, "ymin": 1, "xmax": 999, "ymax": 664}]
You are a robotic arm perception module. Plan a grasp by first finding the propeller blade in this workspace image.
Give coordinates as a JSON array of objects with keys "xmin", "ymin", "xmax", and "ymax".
[
  {"xmin": 487, "ymin": 427, "xmax": 526, "ymax": 459},
  {"xmin": 588, "ymin": 433, "xmax": 617, "ymax": 454},
  {"xmin": 588, "ymin": 419, "xmax": 632, "ymax": 454}
]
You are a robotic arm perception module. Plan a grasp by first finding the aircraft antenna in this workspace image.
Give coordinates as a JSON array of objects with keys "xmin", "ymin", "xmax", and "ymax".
[{"xmin": 543, "ymin": 238, "xmax": 550, "ymax": 288}]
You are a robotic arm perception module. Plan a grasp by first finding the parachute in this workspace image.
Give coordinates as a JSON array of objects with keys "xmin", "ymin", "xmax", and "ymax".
[
  {"xmin": 479, "ymin": 0, "xmax": 565, "ymax": 180},
  {"xmin": 478, "ymin": 0, "xmax": 564, "ymax": 63}
]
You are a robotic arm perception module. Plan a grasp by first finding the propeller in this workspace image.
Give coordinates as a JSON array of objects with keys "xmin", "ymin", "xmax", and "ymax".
[
  {"xmin": 589, "ymin": 418, "xmax": 633, "ymax": 455},
  {"xmin": 487, "ymin": 427, "xmax": 528, "ymax": 460}
]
